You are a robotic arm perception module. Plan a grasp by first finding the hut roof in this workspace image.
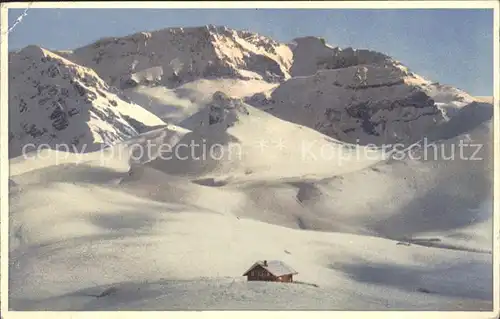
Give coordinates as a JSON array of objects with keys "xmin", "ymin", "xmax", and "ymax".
[{"xmin": 242, "ymin": 260, "xmax": 298, "ymax": 277}]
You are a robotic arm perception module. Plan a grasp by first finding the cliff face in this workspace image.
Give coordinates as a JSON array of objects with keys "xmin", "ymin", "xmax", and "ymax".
[{"xmin": 246, "ymin": 63, "xmax": 442, "ymax": 146}]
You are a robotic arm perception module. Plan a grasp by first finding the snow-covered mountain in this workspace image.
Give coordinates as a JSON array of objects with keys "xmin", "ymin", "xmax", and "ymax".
[
  {"xmin": 59, "ymin": 25, "xmax": 293, "ymax": 89},
  {"xmin": 7, "ymin": 25, "xmax": 495, "ymax": 312},
  {"xmin": 247, "ymin": 36, "xmax": 478, "ymax": 146},
  {"xmin": 8, "ymin": 45, "xmax": 166, "ymax": 158},
  {"xmin": 54, "ymin": 27, "xmax": 480, "ymax": 147}
]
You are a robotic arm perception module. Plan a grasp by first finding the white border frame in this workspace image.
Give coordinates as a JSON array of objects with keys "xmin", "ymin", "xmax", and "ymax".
[{"xmin": 0, "ymin": 1, "xmax": 498, "ymax": 318}]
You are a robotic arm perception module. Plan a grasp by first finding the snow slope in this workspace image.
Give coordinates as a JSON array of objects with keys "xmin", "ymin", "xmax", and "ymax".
[
  {"xmin": 141, "ymin": 98, "xmax": 493, "ymax": 246},
  {"xmin": 147, "ymin": 91, "xmax": 383, "ymax": 179},
  {"xmin": 6, "ymin": 25, "xmax": 495, "ymax": 313},
  {"xmin": 9, "ymin": 210, "xmax": 493, "ymax": 311},
  {"xmin": 8, "ymin": 45, "xmax": 166, "ymax": 159},
  {"xmin": 122, "ymin": 78, "xmax": 278, "ymax": 124},
  {"xmin": 8, "ymin": 95, "xmax": 493, "ymax": 311},
  {"xmin": 8, "ymin": 153, "xmax": 493, "ymax": 310}
]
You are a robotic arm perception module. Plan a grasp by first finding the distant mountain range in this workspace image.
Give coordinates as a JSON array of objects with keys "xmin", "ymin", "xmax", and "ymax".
[{"xmin": 8, "ymin": 25, "xmax": 488, "ymax": 157}]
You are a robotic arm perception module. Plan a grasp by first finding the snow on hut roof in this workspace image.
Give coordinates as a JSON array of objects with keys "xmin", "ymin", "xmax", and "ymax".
[{"xmin": 242, "ymin": 260, "xmax": 298, "ymax": 277}]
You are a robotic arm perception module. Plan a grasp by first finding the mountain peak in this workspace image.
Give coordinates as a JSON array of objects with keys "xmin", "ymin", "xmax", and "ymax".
[
  {"xmin": 60, "ymin": 25, "xmax": 293, "ymax": 89},
  {"xmin": 14, "ymin": 44, "xmax": 46, "ymax": 57},
  {"xmin": 289, "ymin": 36, "xmax": 406, "ymax": 79},
  {"xmin": 8, "ymin": 47, "xmax": 165, "ymax": 158}
]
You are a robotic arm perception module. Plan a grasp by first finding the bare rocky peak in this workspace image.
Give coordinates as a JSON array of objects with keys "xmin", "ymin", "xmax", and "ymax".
[
  {"xmin": 201, "ymin": 91, "xmax": 249, "ymax": 128},
  {"xmin": 289, "ymin": 36, "xmax": 409, "ymax": 78}
]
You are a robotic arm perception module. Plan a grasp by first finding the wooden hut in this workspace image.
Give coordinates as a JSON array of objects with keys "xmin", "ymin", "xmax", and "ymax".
[{"xmin": 242, "ymin": 260, "xmax": 297, "ymax": 282}]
